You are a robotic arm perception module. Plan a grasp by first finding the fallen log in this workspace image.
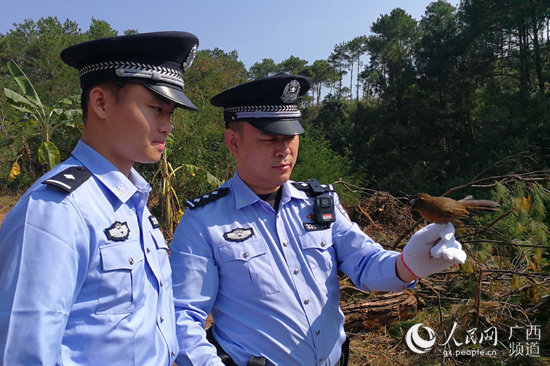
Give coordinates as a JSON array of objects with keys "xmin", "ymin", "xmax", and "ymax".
[{"xmin": 341, "ymin": 291, "xmax": 417, "ymax": 332}]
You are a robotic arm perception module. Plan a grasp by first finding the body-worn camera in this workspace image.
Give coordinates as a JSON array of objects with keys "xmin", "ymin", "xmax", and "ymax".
[
  {"xmin": 307, "ymin": 179, "xmax": 336, "ymax": 224},
  {"xmin": 314, "ymin": 195, "xmax": 336, "ymax": 223}
]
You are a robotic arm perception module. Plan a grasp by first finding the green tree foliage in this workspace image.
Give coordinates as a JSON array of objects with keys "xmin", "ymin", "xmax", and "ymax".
[{"xmin": 248, "ymin": 58, "xmax": 280, "ymax": 79}]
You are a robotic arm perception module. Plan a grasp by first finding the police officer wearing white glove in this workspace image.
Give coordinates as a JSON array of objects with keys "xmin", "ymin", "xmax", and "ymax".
[{"xmin": 169, "ymin": 75, "xmax": 466, "ymax": 366}]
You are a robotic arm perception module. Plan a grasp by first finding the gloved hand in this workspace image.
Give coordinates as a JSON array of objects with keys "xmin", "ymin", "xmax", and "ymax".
[{"xmin": 401, "ymin": 223, "xmax": 466, "ymax": 278}]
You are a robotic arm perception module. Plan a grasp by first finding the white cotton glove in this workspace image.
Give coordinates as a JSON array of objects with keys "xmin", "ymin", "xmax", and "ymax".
[{"xmin": 401, "ymin": 223, "xmax": 467, "ymax": 278}]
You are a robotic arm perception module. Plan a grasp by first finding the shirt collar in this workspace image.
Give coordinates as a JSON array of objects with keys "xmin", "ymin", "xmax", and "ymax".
[
  {"xmin": 71, "ymin": 140, "xmax": 150, "ymax": 203},
  {"xmin": 230, "ymin": 170, "xmax": 309, "ymax": 209}
]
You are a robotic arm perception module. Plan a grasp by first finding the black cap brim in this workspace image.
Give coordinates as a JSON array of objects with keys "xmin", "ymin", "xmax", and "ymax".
[
  {"xmin": 246, "ymin": 118, "xmax": 304, "ymax": 136},
  {"xmin": 144, "ymin": 84, "xmax": 197, "ymax": 111}
]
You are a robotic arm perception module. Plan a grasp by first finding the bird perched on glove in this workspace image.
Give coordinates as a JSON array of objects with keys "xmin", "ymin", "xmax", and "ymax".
[{"xmin": 405, "ymin": 193, "xmax": 500, "ymax": 224}]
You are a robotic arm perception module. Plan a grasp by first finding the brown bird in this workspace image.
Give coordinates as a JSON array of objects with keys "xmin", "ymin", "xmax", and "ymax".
[{"xmin": 405, "ymin": 193, "xmax": 500, "ymax": 223}]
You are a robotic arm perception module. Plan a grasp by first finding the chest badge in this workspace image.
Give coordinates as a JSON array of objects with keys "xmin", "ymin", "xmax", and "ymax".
[
  {"xmin": 224, "ymin": 228, "xmax": 254, "ymax": 242},
  {"xmin": 105, "ymin": 221, "xmax": 130, "ymax": 241}
]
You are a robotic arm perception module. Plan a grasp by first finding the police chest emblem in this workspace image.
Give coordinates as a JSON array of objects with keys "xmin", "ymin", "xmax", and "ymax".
[
  {"xmin": 224, "ymin": 228, "xmax": 254, "ymax": 242},
  {"xmin": 280, "ymin": 80, "xmax": 301, "ymax": 103},
  {"xmin": 105, "ymin": 221, "xmax": 130, "ymax": 241}
]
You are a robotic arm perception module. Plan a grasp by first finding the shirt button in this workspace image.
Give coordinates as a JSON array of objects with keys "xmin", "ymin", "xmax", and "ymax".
[
  {"xmin": 128, "ymin": 258, "xmax": 134, "ymax": 265},
  {"xmin": 147, "ymin": 247, "xmax": 151, "ymax": 253},
  {"xmin": 304, "ymin": 299, "xmax": 310, "ymax": 305},
  {"xmin": 321, "ymin": 241, "xmax": 326, "ymax": 247},
  {"xmin": 160, "ymin": 281, "xmax": 164, "ymax": 287},
  {"xmin": 294, "ymin": 269, "xmax": 300, "ymax": 275},
  {"xmin": 316, "ymin": 330, "xmax": 321, "ymax": 335},
  {"xmin": 160, "ymin": 316, "xmax": 164, "ymax": 323},
  {"xmin": 243, "ymin": 252, "xmax": 250, "ymax": 259},
  {"xmin": 282, "ymin": 241, "xmax": 289, "ymax": 247},
  {"xmin": 171, "ymin": 351, "xmax": 176, "ymax": 357}
]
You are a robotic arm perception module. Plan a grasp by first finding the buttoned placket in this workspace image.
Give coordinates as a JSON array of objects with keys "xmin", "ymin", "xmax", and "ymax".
[
  {"xmin": 132, "ymin": 189, "xmax": 176, "ymax": 362},
  {"xmin": 276, "ymin": 206, "xmax": 327, "ymax": 365}
]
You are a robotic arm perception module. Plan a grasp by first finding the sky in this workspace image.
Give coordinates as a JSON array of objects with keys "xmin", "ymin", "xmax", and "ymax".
[{"xmin": 1, "ymin": 0, "xmax": 460, "ymax": 70}]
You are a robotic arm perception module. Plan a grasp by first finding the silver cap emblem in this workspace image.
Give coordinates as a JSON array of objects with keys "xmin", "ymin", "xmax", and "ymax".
[
  {"xmin": 183, "ymin": 44, "xmax": 198, "ymax": 72},
  {"xmin": 280, "ymin": 80, "xmax": 301, "ymax": 103}
]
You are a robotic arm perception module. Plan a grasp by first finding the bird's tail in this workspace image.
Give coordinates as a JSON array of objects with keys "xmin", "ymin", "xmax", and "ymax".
[{"xmin": 459, "ymin": 196, "xmax": 500, "ymax": 212}]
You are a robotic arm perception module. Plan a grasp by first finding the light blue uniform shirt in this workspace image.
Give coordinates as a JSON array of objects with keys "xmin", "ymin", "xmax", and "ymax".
[
  {"xmin": 171, "ymin": 172, "xmax": 413, "ymax": 366},
  {"xmin": 0, "ymin": 141, "xmax": 177, "ymax": 365}
]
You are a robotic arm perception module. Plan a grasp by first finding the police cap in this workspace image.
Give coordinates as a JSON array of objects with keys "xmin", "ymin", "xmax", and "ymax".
[
  {"xmin": 60, "ymin": 31, "xmax": 199, "ymax": 111},
  {"xmin": 210, "ymin": 74, "xmax": 311, "ymax": 135}
]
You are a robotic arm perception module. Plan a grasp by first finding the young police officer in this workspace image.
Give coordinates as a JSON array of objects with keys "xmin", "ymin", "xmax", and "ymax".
[
  {"xmin": 170, "ymin": 75, "xmax": 467, "ymax": 366},
  {"xmin": 0, "ymin": 31, "xmax": 198, "ymax": 365}
]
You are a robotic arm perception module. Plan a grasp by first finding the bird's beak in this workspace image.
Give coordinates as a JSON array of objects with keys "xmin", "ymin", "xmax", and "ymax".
[{"xmin": 403, "ymin": 198, "xmax": 416, "ymax": 212}]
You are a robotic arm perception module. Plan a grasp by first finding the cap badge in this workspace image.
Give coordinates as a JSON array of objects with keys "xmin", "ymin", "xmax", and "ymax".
[
  {"xmin": 280, "ymin": 80, "xmax": 301, "ymax": 103},
  {"xmin": 183, "ymin": 44, "xmax": 198, "ymax": 71}
]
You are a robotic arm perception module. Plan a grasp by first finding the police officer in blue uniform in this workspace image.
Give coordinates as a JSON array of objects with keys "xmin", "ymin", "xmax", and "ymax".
[
  {"xmin": 0, "ymin": 31, "xmax": 198, "ymax": 365},
  {"xmin": 170, "ymin": 75, "xmax": 467, "ymax": 366}
]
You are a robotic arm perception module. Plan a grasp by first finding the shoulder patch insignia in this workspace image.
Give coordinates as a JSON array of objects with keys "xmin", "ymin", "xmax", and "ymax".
[
  {"xmin": 224, "ymin": 228, "xmax": 254, "ymax": 242},
  {"xmin": 185, "ymin": 187, "xmax": 230, "ymax": 209},
  {"xmin": 292, "ymin": 179, "xmax": 335, "ymax": 195},
  {"xmin": 43, "ymin": 166, "xmax": 92, "ymax": 194},
  {"xmin": 105, "ymin": 221, "xmax": 130, "ymax": 241}
]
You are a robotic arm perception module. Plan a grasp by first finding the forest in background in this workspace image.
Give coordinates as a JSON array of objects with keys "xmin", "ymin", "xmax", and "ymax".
[{"xmin": 1, "ymin": 0, "xmax": 549, "ymax": 364}]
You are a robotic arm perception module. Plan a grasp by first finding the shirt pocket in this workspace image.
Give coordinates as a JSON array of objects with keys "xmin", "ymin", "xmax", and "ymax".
[
  {"xmin": 299, "ymin": 230, "xmax": 336, "ymax": 283},
  {"xmin": 96, "ymin": 241, "xmax": 145, "ymax": 314},
  {"xmin": 218, "ymin": 239, "xmax": 280, "ymax": 297}
]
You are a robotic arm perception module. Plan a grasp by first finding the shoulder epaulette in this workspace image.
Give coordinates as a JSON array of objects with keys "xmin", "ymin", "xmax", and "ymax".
[
  {"xmin": 42, "ymin": 166, "xmax": 92, "ymax": 194},
  {"xmin": 292, "ymin": 179, "xmax": 335, "ymax": 195},
  {"xmin": 185, "ymin": 187, "xmax": 230, "ymax": 209}
]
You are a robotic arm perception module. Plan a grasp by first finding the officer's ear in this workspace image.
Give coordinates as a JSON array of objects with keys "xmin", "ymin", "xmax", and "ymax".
[
  {"xmin": 88, "ymin": 85, "xmax": 109, "ymax": 120},
  {"xmin": 225, "ymin": 128, "xmax": 240, "ymax": 157}
]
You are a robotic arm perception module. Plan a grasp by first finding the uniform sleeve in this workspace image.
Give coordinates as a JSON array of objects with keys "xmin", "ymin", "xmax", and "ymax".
[
  {"xmin": 170, "ymin": 211, "xmax": 224, "ymax": 366},
  {"xmin": 0, "ymin": 189, "xmax": 89, "ymax": 365},
  {"xmin": 331, "ymin": 193, "xmax": 415, "ymax": 292}
]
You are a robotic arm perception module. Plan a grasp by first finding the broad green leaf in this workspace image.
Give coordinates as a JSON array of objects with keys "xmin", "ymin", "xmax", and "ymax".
[
  {"xmin": 4, "ymin": 88, "xmax": 36, "ymax": 108},
  {"xmin": 51, "ymin": 108, "xmax": 64, "ymax": 116},
  {"xmin": 55, "ymin": 95, "xmax": 81, "ymax": 107},
  {"xmin": 7, "ymin": 60, "xmax": 42, "ymax": 106},
  {"xmin": 38, "ymin": 141, "xmax": 61, "ymax": 169},
  {"xmin": 8, "ymin": 104, "xmax": 34, "ymax": 115},
  {"xmin": 58, "ymin": 109, "xmax": 83, "ymax": 120},
  {"xmin": 180, "ymin": 164, "xmax": 223, "ymax": 187}
]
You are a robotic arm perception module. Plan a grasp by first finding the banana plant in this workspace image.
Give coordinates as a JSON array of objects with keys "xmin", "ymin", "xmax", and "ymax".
[{"xmin": 3, "ymin": 60, "xmax": 82, "ymax": 170}]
